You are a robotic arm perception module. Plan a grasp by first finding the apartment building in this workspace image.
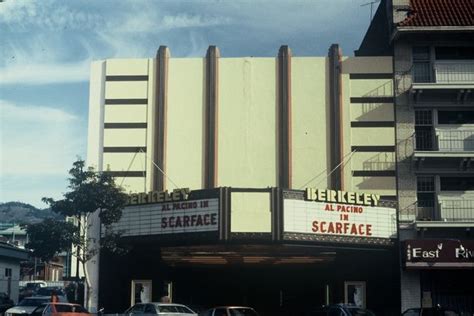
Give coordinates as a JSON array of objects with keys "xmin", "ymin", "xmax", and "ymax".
[{"xmin": 358, "ymin": 0, "xmax": 474, "ymax": 313}]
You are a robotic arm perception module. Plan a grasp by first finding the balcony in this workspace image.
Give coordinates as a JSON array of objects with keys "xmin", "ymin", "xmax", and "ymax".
[
  {"xmin": 415, "ymin": 128, "xmax": 474, "ymax": 152},
  {"xmin": 400, "ymin": 199, "xmax": 474, "ymax": 225},
  {"xmin": 413, "ymin": 60, "xmax": 474, "ymax": 84},
  {"xmin": 413, "ymin": 128, "xmax": 474, "ymax": 171},
  {"xmin": 411, "ymin": 61, "xmax": 474, "ymax": 104}
]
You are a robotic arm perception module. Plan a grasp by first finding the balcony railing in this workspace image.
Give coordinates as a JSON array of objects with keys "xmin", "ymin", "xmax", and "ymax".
[
  {"xmin": 400, "ymin": 200, "xmax": 474, "ymax": 222},
  {"xmin": 413, "ymin": 60, "xmax": 474, "ymax": 84},
  {"xmin": 414, "ymin": 129, "xmax": 474, "ymax": 151},
  {"xmin": 440, "ymin": 200, "xmax": 474, "ymax": 222}
]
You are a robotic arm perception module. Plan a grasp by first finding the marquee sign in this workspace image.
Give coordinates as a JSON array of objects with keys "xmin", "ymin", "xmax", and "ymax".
[
  {"xmin": 126, "ymin": 188, "xmax": 191, "ymax": 205},
  {"xmin": 115, "ymin": 198, "xmax": 219, "ymax": 236},
  {"xmin": 284, "ymin": 189, "xmax": 396, "ymax": 240},
  {"xmin": 404, "ymin": 239, "xmax": 474, "ymax": 269}
]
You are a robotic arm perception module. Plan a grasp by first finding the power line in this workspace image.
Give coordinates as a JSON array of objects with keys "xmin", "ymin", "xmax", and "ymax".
[
  {"xmin": 138, "ymin": 149, "xmax": 180, "ymax": 189},
  {"xmin": 298, "ymin": 149, "xmax": 357, "ymax": 189}
]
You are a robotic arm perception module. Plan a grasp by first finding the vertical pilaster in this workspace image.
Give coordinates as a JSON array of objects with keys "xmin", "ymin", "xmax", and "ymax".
[
  {"xmin": 204, "ymin": 46, "xmax": 220, "ymax": 188},
  {"xmin": 278, "ymin": 45, "xmax": 292, "ymax": 189},
  {"xmin": 328, "ymin": 44, "xmax": 344, "ymax": 190},
  {"xmin": 153, "ymin": 46, "xmax": 170, "ymax": 191}
]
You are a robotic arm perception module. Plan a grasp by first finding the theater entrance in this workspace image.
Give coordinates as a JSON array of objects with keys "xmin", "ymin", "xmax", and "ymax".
[{"xmin": 159, "ymin": 244, "xmax": 399, "ymax": 316}]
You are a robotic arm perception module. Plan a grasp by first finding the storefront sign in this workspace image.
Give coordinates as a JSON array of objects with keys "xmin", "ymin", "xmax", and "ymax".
[
  {"xmin": 305, "ymin": 188, "xmax": 380, "ymax": 207},
  {"xmin": 283, "ymin": 199, "xmax": 396, "ymax": 239},
  {"xmin": 116, "ymin": 198, "xmax": 219, "ymax": 236},
  {"xmin": 404, "ymin": 239, "xmax": 474, "ymax": 268},
  {"xmin": 127, "ymin": 188, "xmax": 191, "ymax": 205}
]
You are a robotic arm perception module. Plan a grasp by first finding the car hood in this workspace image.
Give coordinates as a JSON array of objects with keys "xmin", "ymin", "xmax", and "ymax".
[{"xmin": 6, "ymin": 306, "xmax": 38, "ymax": 314}]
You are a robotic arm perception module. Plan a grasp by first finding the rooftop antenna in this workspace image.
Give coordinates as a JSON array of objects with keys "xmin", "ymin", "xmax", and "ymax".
[{"xmin": 361, "ymin": 0, "xmax": 381, "ymax": 21}]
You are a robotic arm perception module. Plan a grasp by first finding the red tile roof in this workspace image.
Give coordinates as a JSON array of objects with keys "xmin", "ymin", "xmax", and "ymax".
[{"xmin": 398, "ymin": 0, "xmax": 474, "ymax": 27}]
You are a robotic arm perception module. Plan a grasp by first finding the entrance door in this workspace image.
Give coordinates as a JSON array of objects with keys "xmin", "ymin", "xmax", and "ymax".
[
  {"xmin": 170, "ymin": 265, "xmax": 326, "ymax": 316},
  {"xmin": 131, "ymin": 280, "xmax": 152, "ymax": 305}
]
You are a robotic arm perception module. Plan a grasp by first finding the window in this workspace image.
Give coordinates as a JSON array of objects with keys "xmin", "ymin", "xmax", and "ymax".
[
  {"xmin": 229, "ymin": 308, "xmax": 258, "ymax": 316},
  {"xmin": 43, "ymin": 304, "xmax": 53, "ymax": 315},
  {"xmin": 143, "ymin": 305, "xmax": 155, "ymax": 314},
  {"xmin": 130, "ymin": 304, "xmax": 146, "ymax": 314},
  {"xmin": 417, "ymin": 176, "xmax": 435, "ymax": 219},
  {"xmin": 417, "ymin": 176, "xmax": 435, "ymax": 192},
  {"xmin": 54, "ymin": 305, "xmax": 86, "ymax": 313},
  {"xmin": 158, "ymin": 306, "xmax": 178, "ymax": 313},
  {"xmin": 415, "ymin": 110, "xmax": 434, "ymax": 150},
  {"xmin": 413, "ymin": 47, "xmax": 430, "ymax": 60},
  {"xmin": 438, "ymin": 111, "xmax": 474, "ymax": 125},
  {"xmin": 401, "ymin": 309, "xmax": 420, "ymax": 316},
  {"xmin": 175, "ymin": 306, "xmax": 194, "ymax": 314},
  {"xmin": 415, "ymin": 110, "xmax": 433, "ymax": 125},
  {"xmin": 440, "ymin": 177, "xmax": 474, "ymax": 191},
  {"xmin": 31, "ymin": 305, "xmax": 47, "ymax": 316},
  {"xmin": 417, "ymin": 176, "xmax": 435, "ymax": 203},
  {"xmin": 5, "ymin": 268, "xmax": 12, "ymax": 277},
  {"xmin": 213, "ymin": 308, "xmax": 228, "ymax": 316},
  {"xmin": 413, "ymin": 47, "xmax": 431, "ymax": 83},
  {"xmin": 435, "ymin": 47, "xmax": 474, "ymax": 60}
]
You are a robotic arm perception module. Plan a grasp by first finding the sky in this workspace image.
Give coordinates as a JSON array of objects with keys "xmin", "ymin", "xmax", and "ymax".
[{"xmin": 0, "ymin": 0, "xmax": 378, "ymax": 208}]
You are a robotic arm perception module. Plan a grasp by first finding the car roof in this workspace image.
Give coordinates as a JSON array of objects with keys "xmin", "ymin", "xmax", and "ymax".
[
  {"xmin": 24, "ymin": 296, "xmax": 51, "ymax": 300},
  {"xmin": 211, "ymin": 306, "xmax": 255, "ymax": 309},
  {"xmin": 134, "ymin": 303, "xmax": 192, "ymax": 308}
]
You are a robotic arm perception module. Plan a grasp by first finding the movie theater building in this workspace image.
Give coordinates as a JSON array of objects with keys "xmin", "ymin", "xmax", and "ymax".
[{"xmin": 86, "ymin": 45, "xmax": 400, "ymax": 315}]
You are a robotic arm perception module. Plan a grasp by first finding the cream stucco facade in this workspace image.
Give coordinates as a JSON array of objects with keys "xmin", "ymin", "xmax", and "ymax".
[{"xmin": 88, "ymin": 51, "xmax": 394, "ymax": 198}]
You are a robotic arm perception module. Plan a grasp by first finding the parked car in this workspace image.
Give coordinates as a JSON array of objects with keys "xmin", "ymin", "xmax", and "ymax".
[
  {"xmin": 30, "ymin": 303, "xmax": 88, "ymax": 316},
  {"xmin": 308, "ymin": 304, "xmax": 376, "ymax": 316},
  {"xmin": 0, "ymin": 293, "xmax": 14, "ymax": 316},
  {"xmin": 5, "ymin": 296, "xmax": 67, "ymax": 316},
  {"xmin": 200, "ymin": 306, "xmax": 259, "ymax": 316},
  {"xmin": 33, "ymin": 288, "xmax": 67, "ymax": 303},
  {"xmin": 402, "ymin": 307, "xmax": 459, "ymax": 316},
  {"xmin": 21, "ymin": 282, "xmax": 48, "ymax": 299},
  {"xmin": 35, "ymin": 288, "xmax": 65, "ymax": 297},
  {"xmin": 125, "ymin": 303, "xmax": 197, "ymax": 315}
]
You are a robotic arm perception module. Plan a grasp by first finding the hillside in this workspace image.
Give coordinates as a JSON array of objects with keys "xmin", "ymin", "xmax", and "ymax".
[{"xmin": 0, "ymin": 202, "xmax": 63, "ymax": 224}]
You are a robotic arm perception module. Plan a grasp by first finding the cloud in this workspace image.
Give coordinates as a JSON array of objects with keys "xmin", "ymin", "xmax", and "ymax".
[
  {"xmin": 1, "ymin": 101, "xmax": 77, "ymax": 122},
  {"xmin": 161, "ymin": 14, "xmax": 232, "ymax": 30},
  {"xmin": 0, "ymin": 100, "xmax": 85, "ymax": 176},
  {"xmin": 0, "ymin": 0, "xmax": 104, "ymax": 31},
  {"xmin": 0, "ymin": 60, "xmax": 90, "ymax": 85}
]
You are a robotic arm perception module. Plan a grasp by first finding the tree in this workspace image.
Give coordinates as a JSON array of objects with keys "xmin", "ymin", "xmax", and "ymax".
[
  {"xmin": 25, "ymin": 159, "xmax": 128, "ymax": 307},
  {"xmin": 24, "ymin": 219, "xmax": 79, "ymax": 262}
]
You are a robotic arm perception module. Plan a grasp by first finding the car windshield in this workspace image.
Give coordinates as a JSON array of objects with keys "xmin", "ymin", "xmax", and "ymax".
[
  {"xmin": 229, "ymin": 308, "xmax": 258, "ymax": 316},
  {"xmin": 55, "ymin": 305, "xmax": 88, "ymax": 313},
  {"xmin": 36, "ymin": 289, "xmax": 54, "ymax": 296},
  {"xmin": 347, "ymin": 308, "xmax": 376, "ymax": 316},
  {"xmin": 18, "ymin": 298, "xmax": 50, "ymax": 306}
]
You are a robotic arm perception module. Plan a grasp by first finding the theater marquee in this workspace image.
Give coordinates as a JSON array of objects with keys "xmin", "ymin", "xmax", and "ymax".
[
  {"xmin": 115, "ymin": 193, "xmax": 219, "ymax": 237},
  {"xmin": 283, "ymin": 188, "xmax": 397, "ymax": 240}
]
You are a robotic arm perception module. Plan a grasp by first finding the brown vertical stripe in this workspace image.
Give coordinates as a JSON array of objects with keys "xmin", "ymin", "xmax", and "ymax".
[
  {"xmin": 204, "ymin": 46, "xmax": 220, "ymax": 188},
  {"xmin": 277, "ymin": 46, "xmax": 292, "ymax": 189},
  {"xmin": 328, "ymin": 44, "xmax": 343, "ymax": 190},
  {"xmin": 153, "ymin": 46, "xmax": 170, "ymax": 191}
]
